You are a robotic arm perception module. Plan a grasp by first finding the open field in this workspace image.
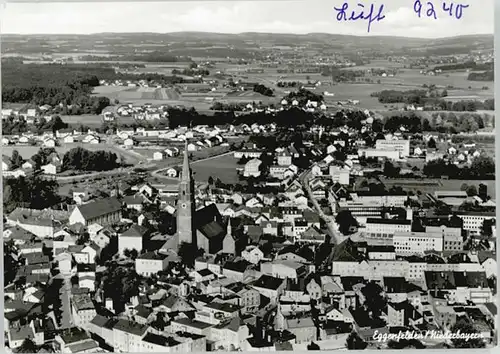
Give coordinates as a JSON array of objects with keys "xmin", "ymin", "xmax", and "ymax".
[
  {"xmin": 191, "ymin": 153, "xmax": 239, "ymax": 184},
  {"xmin": 91, "ymin": 86, "xmax": 214, "ymax": 109},
  {"xmin": 60, "ymin": 114, "xmax": 108, "ymax": 126}
]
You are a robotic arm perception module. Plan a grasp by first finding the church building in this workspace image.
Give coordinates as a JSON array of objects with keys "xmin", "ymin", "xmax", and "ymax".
[{"xmin": 175, "ymin": 142, "xmax": 229, "ymax": 255}]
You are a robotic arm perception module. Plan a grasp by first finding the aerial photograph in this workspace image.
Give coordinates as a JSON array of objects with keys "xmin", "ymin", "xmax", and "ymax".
[{"xmin": 1, "ymin": 0, "xmax": 496, "ymax": 352}]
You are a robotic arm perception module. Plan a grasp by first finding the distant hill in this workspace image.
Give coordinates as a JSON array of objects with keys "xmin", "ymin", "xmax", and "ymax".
[{"xmin": 1, "ymin": 32, "xmax": 493, "ymax": 57}]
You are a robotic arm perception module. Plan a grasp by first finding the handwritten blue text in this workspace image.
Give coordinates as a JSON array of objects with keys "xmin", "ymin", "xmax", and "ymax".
[
  {"xmin": 414, "ymin": 1, "xmax": 469, "ymax": 20},
  {"xmin": 333, "ymin": 2, "xmax": 386, "ymax": 33}
]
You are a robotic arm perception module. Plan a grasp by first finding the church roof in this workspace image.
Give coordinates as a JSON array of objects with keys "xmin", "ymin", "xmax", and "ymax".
[{"xmin": 198, "ymin": 221, "xmax": 225, "ymax": 239}]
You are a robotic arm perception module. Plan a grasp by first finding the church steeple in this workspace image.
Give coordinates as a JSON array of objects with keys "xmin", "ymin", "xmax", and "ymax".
[
  {"xmin": 177, "ymin": 140, "xmax": 195, "ymax": 247},
  {"xmin": 181, "ymin": 140, "xmax": 190, "ymax": 181}
]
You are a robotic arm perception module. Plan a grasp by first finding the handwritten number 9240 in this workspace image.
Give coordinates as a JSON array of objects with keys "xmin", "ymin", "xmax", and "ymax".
[{"xmin": 413, "ymin": 1, "xmax": 469, "ymax": 20}]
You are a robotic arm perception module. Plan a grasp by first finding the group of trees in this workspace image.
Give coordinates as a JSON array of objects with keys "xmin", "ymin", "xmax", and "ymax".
[
  {"xmin": 2, "ymin": 62, "xmax": 205, "ymax": 116},
  {"xmin": 321, "ymin": 67, "xmax": 365, "ymax": 82},
  {"xmin": 377, "ymin": 111, "xmax": 490, "ymax": 134},
  {"xmin": 172, "ymin": 67, "xmax": 210, "ymax": 76},
  {"xmin": 2, "ymin": 62, "xmax": 112, "ymax": 115},
  {"xmin": 423, "ymin": 156, "xmax": 495, "ymax": 180},
  {"xmin": 3, "ymin": 174, "xmax": 60, "ymax": 213},
  {"xmin": 468, "ymin": 71, "xmax": 494, "ymax": 81},
  {"xmin": 371, "ymin": 88, "xmax": 494, "ymax": 112},
  {"xmin": 168, "ymin": 106, "xmax": 320, "ymax": 130},
  {"xmin": 253, "ymin": 83, "xmax": 274, "ymax": 96},
  {"xmin": 434, "ymin": 99, "xmax": 495, "ymax": 112},
  {"xmin": 284, "ymin": 88, "xmax": 324, "ymax": 106},
  {"xmin": 32, "ymin": 115, "xmax": 68, "ymax": 134},
  {"xmin": 434, "ymin": 61, "xmax": 493, "ymax": 72},
  {"xmin": 372, "ymin": 89, "xmax": 431, "ymax": 105},
  {"xmin": 210, "ymin": 102, "xmax": 248, "ymax": 111},
  {"xmin": 99, "ymin": 263, "xmax": 141, "ymax": 313},
  {"xmin": 62, "ymin": 147, "xmax": 120, "ymax": 172},
  {"xmin": 276, "ymin": 81, "xmax": 300, "ymax": 88}
]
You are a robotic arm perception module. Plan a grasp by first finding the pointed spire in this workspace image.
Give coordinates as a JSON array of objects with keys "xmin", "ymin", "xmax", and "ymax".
[
  {"xmin": 181, "ymin": 140, "xmax": 190, "ymax": 180},
  {"xmin": 227, "ymin": 217, "xmax": 232, "ymax": 236}
]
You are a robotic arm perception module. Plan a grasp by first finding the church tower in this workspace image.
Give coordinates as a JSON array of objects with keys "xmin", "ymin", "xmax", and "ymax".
[{"xmin": 177, "ymin": 142, "xmax": 195, "ymax": 246}]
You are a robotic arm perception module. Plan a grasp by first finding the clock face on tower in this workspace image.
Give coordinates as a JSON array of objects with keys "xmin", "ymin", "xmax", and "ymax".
[{"xmin": 181, "ymin": 203, "xmax": 187, "ymax": 209}]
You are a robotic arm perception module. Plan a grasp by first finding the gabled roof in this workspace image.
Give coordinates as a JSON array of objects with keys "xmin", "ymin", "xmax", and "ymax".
[
  {"xmin": 76, "ymin": 197, "xmax": 121, "ymax": 220},
  {"xmin": 332, "ymin": 238, "xmax": 365, "ymax": 262},
  {"xmin": 121, "ymin": 224, "xmax": 148, "ymax": 238}
]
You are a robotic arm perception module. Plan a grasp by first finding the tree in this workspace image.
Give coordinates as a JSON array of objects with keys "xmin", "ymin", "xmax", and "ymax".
[
  {"xmin": 100, "ymin": 264, "xmax": 141, "ymax": 313},
  {"xmin": 178, "ymin": 242, "xmax": 204, "ymax": 267},
  {"xmin": 123, "ymin": 249, "xmax": 131, "ymax": 258},
  {"xmin": 466, "ymin": 185, "xmax": 477, "ymax": 196},
  {"xmin": 481, "ymin": 219, "xmax": 494, "ymax": 237},
  {"xmin": 208, "ymin": 176, "xmax": 214, "ymax": 185},
  {"xmin": 335, "ymin": 210, "xmax": 359, "ymax": 235},
  {"xmin": 129, "ymin": 249, "xmax": 138, "ymax": 260},
  {"xmin": 4, "ymin": 239, "xmax": 19, "ymax": 286},
  {"xmin": 460, "ymin": 183, "xmax": 469, "ymax": 191},
  {"xmin": 346, "ymin": 331, "xmax": 367, "ymax": 350},
  {"xmin": 75, "ymin": 232, "xmax": 90, "ymax": 245},
  {"xmin": 383, "ymin": 160, "xmax": 401, "ymax": 178},
  {"xmin": 3, "ymin": 174, "xmax": 60, "ymax": 213},
  {"xmin": 307, "ymin": 342, "xmax": 320, "ymax": 350},
  {"xmin": 450, "ymin": 318, "xmax": 486, "ymax": 348},
  {"xmin": 470, "ymin": 155, "xmax": 495, "ymax": 178},
  {"xmin": 17, "ymin": 338, "xmax": 37, "ymax": 353},
  {"xmin": 11, "ymin": 149, "xmax": 23, "ymax": 168},
  {"xmin": 361, "ymin": 281, "xmax": 386, "ymax": 317},
  {"xmin": 427, "ymin": 137, "xmax": 436, "ymax": 149}
]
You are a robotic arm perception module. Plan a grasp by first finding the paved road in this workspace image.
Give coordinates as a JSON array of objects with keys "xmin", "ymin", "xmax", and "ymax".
[
  {"xmin": 59, "ymin": 273, "xmax": 73, "ymax": 329},
  {"xmin": 50, "ymin": 272, "xmax": 73, "ymax": 330},
  {"xmin": 299, "ymin": 169, "xmax": 342, "ymax": 245}
]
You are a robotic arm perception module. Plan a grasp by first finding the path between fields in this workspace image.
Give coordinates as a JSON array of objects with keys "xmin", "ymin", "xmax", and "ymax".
[{"xmin": 150, "ymin": 151, "xmax": 233, "ymax": 181}]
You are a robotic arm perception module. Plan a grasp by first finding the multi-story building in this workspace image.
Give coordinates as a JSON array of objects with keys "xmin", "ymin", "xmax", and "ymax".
[
  {"xmin": 331, "ymin": 259, "xmax": 410, "ymax": 280},
  {"xmin": 393, "ymin": 230, "xmax": 444, "ymax": 256},
  {"xmin": 456, "ymin": 211, "xmax": 495, "ymax": 236},
  {"xmin": 112, "ymin": 319, "xmax": 149, "ymax": 353},
  {"xmin": 364, "ymin": 218, "xmax": 412, "ymax": 239},
  {"xmin": 135, "ymin": 251, "xmax": 169, "ymax": 276},
  {"xmin": 243, "ymin": 158, "xmax": 262, "ymax": 177},
  {"xmin": 71, "ymin": 294, "xmax": 97, "ymax": 331},
  {"xmin": 425, "ymin": 225, "xmax": 463, "ymax": 252},
  {"xmin": 375, "ymin": 139, "xmax": 410, "ymax": 157},
  {"xmin": 329, "ymin": 165, "xmax": 350, "ymax": 185}
]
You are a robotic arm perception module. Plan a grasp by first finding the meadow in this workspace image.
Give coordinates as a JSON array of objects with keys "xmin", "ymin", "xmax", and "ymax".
[{"xmin": 190, "ymin": 153, "xmax": 240, "ymax": 184}]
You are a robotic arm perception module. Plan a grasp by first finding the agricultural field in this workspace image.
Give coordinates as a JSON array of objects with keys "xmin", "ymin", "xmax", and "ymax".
[
  {"xmin": 60, "ymin": 114, "xmax": 107, "ymax": 127},
  {"xmin": 91, "ymin": 86, "xmax": 212, "ymax": 109},
  {"xmin": 190, "ymin": 153, "xmax": 239, "ymax": 184}
]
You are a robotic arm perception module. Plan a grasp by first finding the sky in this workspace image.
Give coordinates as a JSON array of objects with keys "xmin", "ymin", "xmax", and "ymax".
[{"xmin": 1, "ymin": 0, "xmax": 495, "ymax": 38}]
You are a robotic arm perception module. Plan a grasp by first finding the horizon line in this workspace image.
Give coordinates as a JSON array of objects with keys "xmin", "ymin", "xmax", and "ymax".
[{"xmin": 1, "ymin": 31, "xmax": 494, "ymax": 40}]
